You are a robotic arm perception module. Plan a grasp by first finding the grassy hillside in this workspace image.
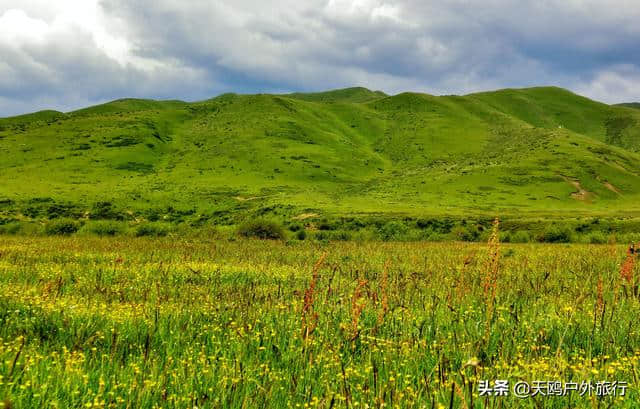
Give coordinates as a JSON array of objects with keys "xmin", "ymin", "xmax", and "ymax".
[
  {"xmin": 618, "ymin": 102, "xmax": 640, "ymax": 110},
  {"xmin": 2, "ymin": 86, "xmax": 640, "ymax": 230}
]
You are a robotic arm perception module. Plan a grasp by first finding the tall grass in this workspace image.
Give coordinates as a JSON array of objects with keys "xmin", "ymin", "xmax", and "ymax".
[{"xmin": 0, "ymin": 236, "xmax": 638, "ymax": 408}]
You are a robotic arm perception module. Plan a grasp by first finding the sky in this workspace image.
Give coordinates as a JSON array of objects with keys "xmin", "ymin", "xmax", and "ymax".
[{"xmin": 1, "ymin": 0, "xmax": 640, "ymax": 117}]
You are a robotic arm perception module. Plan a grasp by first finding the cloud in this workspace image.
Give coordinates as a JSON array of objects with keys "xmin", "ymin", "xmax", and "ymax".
[
  {"xmin": 0, "ymin": 1, "xmax": 210, "ymax": 115},
  {"xmin": 1, "ymin": 0, "xmax": 639, "ymax": 116},
  {"xmin": 577, "ymin": 65, "xmax": 640, "ymax": 104}
]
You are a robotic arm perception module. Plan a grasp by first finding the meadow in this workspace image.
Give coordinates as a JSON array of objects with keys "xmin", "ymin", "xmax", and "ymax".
[{"xmin": 1, "ymin": 225, "xmax": 639, "ymax": 408}]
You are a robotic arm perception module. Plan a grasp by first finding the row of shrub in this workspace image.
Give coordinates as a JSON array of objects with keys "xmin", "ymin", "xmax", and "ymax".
[
  {"xmin": 1, "ymin": 217, "xmax": 638, "ymax": 244},
  {"xmin": 3, "ymin": 199, "xmax": 201, "ymax": 224},
  {"xmin": 3, "ymin": 197, "xmax": 640, "ymax": 240},
  {"xmin": 235, "ymin": 219, "xmax": 639, "ymax": 244},
  {"xmin": 0, "ymin": 220, "xmax": 174, "ymax": 238},
  {"xmin": 45, "ymin": 219, "xmax": 175, "ymax": 237}
]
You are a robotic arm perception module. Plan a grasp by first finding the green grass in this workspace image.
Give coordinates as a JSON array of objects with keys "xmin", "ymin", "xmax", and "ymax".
[
  {"xmin": 0, "ymin": 235, "xmax": 639, "ymax": 408},
  {"xmin": 1, "ymin": 86, "xmax": 640, "ymax": 229},
  {"xmin": 617, "ymin": 103, "xmax": 640, "ymax": 110}
]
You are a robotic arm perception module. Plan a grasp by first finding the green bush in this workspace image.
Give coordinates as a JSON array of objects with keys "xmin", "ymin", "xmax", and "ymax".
[
  {"xmin": 313, "ymin": 231, "xmax": 331, "ymax": 242},
  {"xmin": 313, "ymin": 231, "xmax": 331, "ymax": 243},
  {"xmin": 288, "ymin": 223, "xmax": 303, "ymax": 232},
  {"xmin": 416, "ymin": 218, "xmax": 454, "ymax": 233},
  {"xmin": 46, "ymin": 203, "xmax": 81, "ymax": 219},
  {"xmin": 588, "ymin": 232, "xmax": 607, "ymax": 244},
  {"xmin": 450, "ymin": 225, "xmax": 479, "ymax": 242},
  {"xmin": 45, "ymin": 219, "xmax": 80, "ymax": 236},
  {"xmin": 379, "ymin": 221, "xmax": 409, "ymax": 241},
  {"xmin": 0, "ymin": 222, "xmax": 22, "ymax": 235},
  {"xmin": 295, "ymin": 229, "xmax": 307, "ymax": 240},
  {"xmin": 537, "ymin": 227, "xmax": 573, "ymax": 243},
  {"xmin": 345, "ymin": 219, "xmax": 366, "ymax": 230},
  {"xmin": 145, "ymin": 208, "xmax": 162, "ymax": 222},
  {"xmin": 510, "ymin": 231, "xmax": 531, "ymax": 243},
  {"xmin": 332, "ymin": 230, "xmax": 351, "ymax": 241},
  {"xmin": 316, "ymin": 219, "xmax": 335, "ymax": 231},
  {"xmin": 81, "ymin": 221, "xmax": 124, "ymax": 236},
  {"xmin": 135, "ymin": 222, "xmax": 171, "ymax": 237},
  {"xmin": 90, "ymin": 201, "xmax": 122, "ymax": 220},
  {"xmin": 312, "ymin": 230, "xmax": 350, "ymax": 241},
  {"xmin": 237, "ymin": 219, "xmax": 285, "ymax": 240}
]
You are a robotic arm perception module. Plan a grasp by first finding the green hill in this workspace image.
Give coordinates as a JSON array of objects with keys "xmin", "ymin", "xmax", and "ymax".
[
  {"xmin": 2, "ymin": 86, "xmax": 640, "ymax": 228},
  {"xmin": 287, "ymin": 86, "xmax": 388, "ymax": 103},
  {"xmin": 617, "ymin": 102, "xmax": 640, "ymax": 110}
]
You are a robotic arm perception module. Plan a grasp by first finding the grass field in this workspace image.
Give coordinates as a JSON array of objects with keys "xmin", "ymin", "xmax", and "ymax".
[{"xmin": 1, "ymin": 228, "xmax": 639, "ymax": 408}]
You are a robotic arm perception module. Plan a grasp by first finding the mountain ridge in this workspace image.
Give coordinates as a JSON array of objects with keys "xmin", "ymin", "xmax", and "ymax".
[
  {"xmin": 1, "ymin": 86, "xmax": 640, "ymax": 225},
  {"xmin": 2, "ymin": 85, "xmax": 619, "ymax": 119}
]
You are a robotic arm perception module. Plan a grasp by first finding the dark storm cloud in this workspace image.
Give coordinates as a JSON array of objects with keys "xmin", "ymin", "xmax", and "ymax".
[{"xmin": 1, "ymin": 0, "xmax": 639, "ymax": 116}]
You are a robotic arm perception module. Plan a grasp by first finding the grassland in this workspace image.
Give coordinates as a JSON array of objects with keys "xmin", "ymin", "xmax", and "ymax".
[
  {"xmin": 617, "ymin": 103, "xmax": 640, "ymax": 110},
  {"xmin": 1, "ymin": 86, "xmax": 640, "ymax": 236},
  {"xmin": 0, "ymin": 230, "xmax": 639, "ymax": 408},
  {"xmin": 2, "ymin": 86, "xmax": 639, "ymax": 409}
]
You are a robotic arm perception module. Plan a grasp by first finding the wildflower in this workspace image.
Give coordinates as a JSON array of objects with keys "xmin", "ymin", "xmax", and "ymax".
[
  {"xmin": 301, "ymin": 253, "xmax": 326, "ymax": 341},
  {"xmin": 620, "ymin": 248, "xmax": 635, "ymax": 285},
  {"xmin": 351, "ymin": 279, "xmax": 368, "ymax": 340},
  {"xmin": 483, "ymin": 217, "xmax": 501, "ymax": 339}
]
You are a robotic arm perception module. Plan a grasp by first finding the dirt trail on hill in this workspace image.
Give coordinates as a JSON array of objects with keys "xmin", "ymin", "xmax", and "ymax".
[
  {"xmin": 595, "ymin": 175, "xmax": 622, "ymax": 195},
  {"xmin": 292, "ymin": 213, "xmax": 319, "ymax": 220},
  {"xmin": 561, "ymin": 176, "xmax": 592, "ymax": 201},
  {"xmin": 603, "ymin": 181, "xmax": 621, "ymax": 194}
]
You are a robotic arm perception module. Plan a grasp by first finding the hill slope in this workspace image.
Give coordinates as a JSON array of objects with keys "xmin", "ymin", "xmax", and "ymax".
[
  {"xmin": 1, "ymin": 87, "xmax": 640, "ymax": 224},
  {"xmin": 617, "ymin": 102, "xmax": 640, "ymax": 110}
]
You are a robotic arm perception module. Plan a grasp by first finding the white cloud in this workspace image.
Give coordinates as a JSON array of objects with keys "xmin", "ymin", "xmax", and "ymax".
[
  {"xmin": 577, "ymin": 65, "xmax": 640, "ymax": 104},
  {"xmin": 0, "ymin": 2, "xmax": 164, "ymax": 70},
  {"xmin": 1, "ymin": 0, "xmax": 640, "ymax": 116},
  {"xmin": 325, "ymin": 0, "xmax": 401, "ymax": 21},
  {"xmin": 0, "ymin": 1, "xmax": 213, "ymax": 115},
  {"xmin": 0, "ymin": 9, "xmax": 48, "ymax": 44}
]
